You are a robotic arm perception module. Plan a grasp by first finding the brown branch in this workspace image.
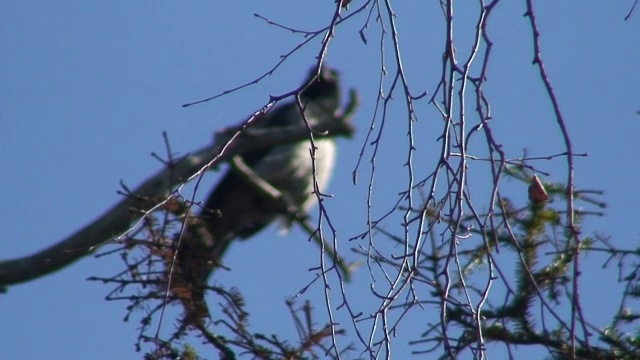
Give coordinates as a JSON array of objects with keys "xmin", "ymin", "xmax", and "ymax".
[{"xmin": 0, "ymin": 104, "xmax": 356, "ymax": 290}]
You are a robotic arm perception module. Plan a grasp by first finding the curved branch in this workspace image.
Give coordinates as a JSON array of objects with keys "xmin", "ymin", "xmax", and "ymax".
[{"xmin": 0, "ymin": 97, "xmax": 357, "ymax": 290}]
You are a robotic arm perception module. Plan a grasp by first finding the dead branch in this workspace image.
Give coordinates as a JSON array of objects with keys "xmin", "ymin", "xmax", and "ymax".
[{"xmin": 0, "ymin": 94, "xmax": 356, "ymax": 290}]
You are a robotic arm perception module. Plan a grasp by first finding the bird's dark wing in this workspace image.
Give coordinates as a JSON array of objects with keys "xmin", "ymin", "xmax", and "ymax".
[{"xmin": 201, "ymin": 156, "xmax": 282, "ymax": 243}]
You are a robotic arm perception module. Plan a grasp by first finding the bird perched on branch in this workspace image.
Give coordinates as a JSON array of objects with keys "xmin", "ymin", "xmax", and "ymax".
[
  {"xmin": 202, "ymin": 66, "xmax": 342, "ymax": 262},
  {"xmin": 173, "ymin": 66, "xmax": 346, "ymax": 325}
]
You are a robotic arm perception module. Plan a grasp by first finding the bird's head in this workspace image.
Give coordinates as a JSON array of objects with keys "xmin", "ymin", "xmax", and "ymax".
[{"xmin": 298, "ymin": 65, "xmax": 341, "ymax": 130}]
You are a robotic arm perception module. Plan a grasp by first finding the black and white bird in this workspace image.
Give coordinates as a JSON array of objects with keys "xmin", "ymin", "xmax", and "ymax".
[
  {"xmin": 201, "ymin": 66, "xmax": 341, "ymax": 262},
  {"xmin": 174, "ymin": 66, "xmax": 343, "ymax": 323}
]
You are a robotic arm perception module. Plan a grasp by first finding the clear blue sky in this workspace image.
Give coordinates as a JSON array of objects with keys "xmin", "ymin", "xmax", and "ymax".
[{"xmin": 2, "ymin": 2, "xmax": 639, "ymax": 359}]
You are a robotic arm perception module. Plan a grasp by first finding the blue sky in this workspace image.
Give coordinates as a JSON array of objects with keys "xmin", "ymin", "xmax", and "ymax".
[{"xmin": 2, "ymin": 1, "xmax": 640, "ymax": 359}]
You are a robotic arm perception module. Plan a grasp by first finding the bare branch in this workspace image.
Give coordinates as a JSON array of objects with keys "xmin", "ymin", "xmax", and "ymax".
[{"xmin": 0, "ymin": 107, "xmax": 355, "ymax": 290}]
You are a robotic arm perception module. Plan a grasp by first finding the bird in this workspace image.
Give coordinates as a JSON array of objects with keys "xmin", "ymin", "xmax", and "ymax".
[
  {"xmin": 201, "ymin": 66, "xmax": 341, "ymax": 261},
  {"xmin": 172, "ymin": 66, "xmax": 343, "ymax": 325}
]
